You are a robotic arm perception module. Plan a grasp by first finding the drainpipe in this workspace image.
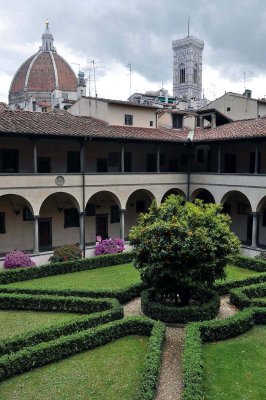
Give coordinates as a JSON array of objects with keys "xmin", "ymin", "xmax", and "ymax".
[{"xmin": 82, "ymin": 137, "xmax": 87, "ymax": 258}]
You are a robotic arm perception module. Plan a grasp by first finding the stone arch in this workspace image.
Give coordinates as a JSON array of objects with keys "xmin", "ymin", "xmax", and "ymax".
[
  {"xmin": 255, "ymin": 195, "xmax": 266, "ymax": 248},
  {"xmin": 190, "ymin": 188, "xmax": 215, "ymax": 204},
  {"xmin": 37, "ymin": 191, "xmax": 81, "ymax": 215},
  {"xmin": 39, "ymin": 192, "xmax": 81, "ymax": 251},
  {"xmin": 161, "ymin": 188, "xmax": 186, "ymax": 204},
  {"xmin": 85, "ymin": 190, "xmax": 122, "ymax": 243},
  {"xmin": 256, "ymin": 195, "xmax": 266, "ymax": 213},
  {"xmin": 220, "ymin": 190, "xmax": 252, "ymax": 245},
  {"xmin": 124, "ymin": 189, "xmax": 156, "ymax": 240},
  {"xmin": 0, "ymin": 194, "xmax": 35, "ymax": 254}
]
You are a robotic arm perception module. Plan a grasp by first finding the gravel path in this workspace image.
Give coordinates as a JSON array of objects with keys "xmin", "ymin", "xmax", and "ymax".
[{"xmin": 123, "ymin": 294, "xmax": 238, "ymax": 400}]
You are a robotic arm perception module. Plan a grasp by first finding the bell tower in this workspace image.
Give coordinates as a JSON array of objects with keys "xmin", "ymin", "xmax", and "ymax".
[{"xmin": 172, "ymin": 34, "xmax": 204, "ymax": 101}]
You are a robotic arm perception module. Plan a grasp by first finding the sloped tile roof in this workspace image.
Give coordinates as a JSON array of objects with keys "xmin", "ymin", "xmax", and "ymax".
[
  {"xmin": 0, "ymin": 106, "xmax": 186, "ymax": 142},
  {"xmin": 193, "ymin": 117, "xmax": 266, "ymax": 141}
]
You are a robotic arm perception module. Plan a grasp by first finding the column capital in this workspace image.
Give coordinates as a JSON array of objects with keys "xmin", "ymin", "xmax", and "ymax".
[
  {"xmin": 34, "ymin": 215, "xmax": 40, "ymax": 221},
  {"xmin": 79, "ymin": 211, "xmax": 85, "ymax": 217},
  {"xmin": 251, "ymin": 211, "xmax": 259, "ymax": 217},
  {"xmin": 120, "ymin": 208, "xmax": 126, "ymax": 213}
]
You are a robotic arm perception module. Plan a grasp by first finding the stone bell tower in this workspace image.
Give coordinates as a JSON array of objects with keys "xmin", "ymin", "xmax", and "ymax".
[{"xmin": 172, "ymin": 34, "xmax": 204, "ymax": 101}]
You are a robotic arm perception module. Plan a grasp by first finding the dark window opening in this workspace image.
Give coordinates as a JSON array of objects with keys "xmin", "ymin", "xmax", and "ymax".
[
  {"xmin": 109, "ymin": 152, "xmax": 120, "ymax": 167},
  {"xmin": 0, "ymin": 212, "xmax": 6, "ymax": 234},
  {"xmin": 168, "ymin": 159, "xmax": 178, "ymax": 172},
  {"xmin": 97, "ymin": 158, "xmax": 108, "ymax": 173},
  {"xmin": 125, "ymin": 114, "xmax": 133, "ymax": 125},
  {"xmin": 124, "ymin": 152, "xmax": 132, "ymax": 172},
  {"xmin": 193, "ymin": 68, "xmax": 198, "ymax": 85},
  {"xmin": 23, "ymin": 207, "xmax": 34, "ymax": 221},
  {"xmin": 136, "ymin": 200, "xmax": 146, "ymax": 213},
  {"xmin": 0, "ymin": 149, "xmax": 19, "ymax": 173},
  {"xmin": 237, "ymin": 203, "xmax": 250, "ymax": 215},
  {"xmin": 37, "ymin": 157, "xmax": 51, "ymax": 173},
  {"xmin": 224, "ymin": 154, "xmax": 236, "ymax": 173},
  {"xmin": 146, "ymin": 153, "xmax": 157, "ymax": 172},
  {"xmin": 64, "ymin": 208, "xmax": 80, "ymax": 228},
  {"xmin": 110, "ymin": 205, "xmax": 120, "ymax": 223},
  {"xmin": 150, "ymin": 121, "xmax": 153, "ymax": 127},
  {"xmin": 226, "ymin": 107, "xmax": 231, "ymax": 112},
  {"xmin": 197, "ymin": 149, "xmax": 204, "ymax": 163},
  {"xmin": 67, "ymin": 151, "xmax": 80, "ymax": 173},
  {"xmin": 249, "ymin": 152, "xmax": 261, "ymax": 173},
  {"xmin": 180, "ymin": 154, "xmax": 188, "ymax": 166},
  {"xmin": 85, "ymin": 204, "xmax": 95, "ymax": 216},
  {"xmin": 160, "ymin": 154, "xmax": 165, "ymax": 166},
  {"xmin": 172, "ymin": 114, "xmax": 183, "ymax": 129},
  {"xmin": 179, "ymin": 67, "xmax": 185, "ymax": 84}
]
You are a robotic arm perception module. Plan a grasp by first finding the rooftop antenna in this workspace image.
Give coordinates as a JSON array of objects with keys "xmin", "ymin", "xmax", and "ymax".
[
  {"xmin": 88, "ymin": 60, "xmax": 104, "ymax": 97},
  {"xmin": 127, "ymin": 63, "xmax": 134, "ymax": 96},
  {"xmin": 71, "ymin": 63, "xmax": 81, "ymax": 72},
  {"xmin": 188, "ymin": 16, "xmax": 190, "ymax": 37}
]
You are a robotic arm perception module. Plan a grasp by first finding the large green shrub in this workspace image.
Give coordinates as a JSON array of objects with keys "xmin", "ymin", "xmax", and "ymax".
[
  {"xmin": 129, "ymin": 195, "xmax": 240, "ymax": 305},
  {"xmin": 49, "ymin": 244, "xmax": 82, "ymax": 262}
]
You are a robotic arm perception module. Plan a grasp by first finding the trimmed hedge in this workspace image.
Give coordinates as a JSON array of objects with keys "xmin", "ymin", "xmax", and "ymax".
[
  {"xmin": 0, "ymin": 282, "xmax": 143, "ymax": 304},
  {"xmin": 0, "ymin": 252, "xmax": 133, "ymax": 285},
  {"xmin": 235, "ymin": 255, "xmax": 266, "ymax": 272},
  {"xmin": 230, "ymin": 282, "xmax": 266, "ymax": 309},
  {"xmin": 0, "ymin": 316, "xmax": 165, "ymax": 400},
  {"xmin": 182, "ymin": 307, "xmax": 266, "ymax": 400},
  {"xmin": 141, "ymin": 289, "xmax": 220, "ymax": 323},
  {"xmin": 214, "ymin": 271, "xmax": 266, "ymax": 295},
  {"xmin": 0, "ymin": 292, "xmax": 119, "ymax": 314}
]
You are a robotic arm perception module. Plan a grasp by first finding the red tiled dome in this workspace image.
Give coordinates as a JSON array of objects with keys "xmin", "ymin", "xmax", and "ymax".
[
  {"xmin": 9, "ymin": 23, "xmax": 77, "ymax": 101},
  {"xmin": 10, "ymin": 51, "xmax": 77, "ymax": 94}
]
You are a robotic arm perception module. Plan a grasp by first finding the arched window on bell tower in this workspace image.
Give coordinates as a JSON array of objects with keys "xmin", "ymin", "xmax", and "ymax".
[
  {"xmin": 179, "ymin": 64, "xmax": 185, "ymax": 84},
  {"xmin": 193, "ymin": 64, "xmax": 198, "ymax": 85}
]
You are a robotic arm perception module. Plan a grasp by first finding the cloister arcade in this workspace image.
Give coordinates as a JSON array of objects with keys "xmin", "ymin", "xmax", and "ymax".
[{"xmin": 1, "ymin": 185, "xmax": 266, "ymax": 258}]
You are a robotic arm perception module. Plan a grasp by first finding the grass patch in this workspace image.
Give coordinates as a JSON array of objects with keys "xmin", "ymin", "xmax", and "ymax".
[
  {"xmin": 0, "ymin": 335, "xmax": 149, "ymax": 400},
  {"xmin": 221, "ymin": 264, "xmax": 259, "ymax": 282},
  {"xmin": 0, "ymin": 310, "xmax": 84, "ymax": 341},
  {"xmin": 6, "ymin": 263, "xmax": 140, "ymax": 292},
  {"xmin": 203, "ymin": 325, "xmax": 266, "ymax": 400}
]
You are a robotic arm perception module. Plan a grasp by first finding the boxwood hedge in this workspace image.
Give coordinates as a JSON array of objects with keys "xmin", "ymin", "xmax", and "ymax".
[
  {"xmin": 230, "ymin": 282, "xmax": 266, "ymax": 309},
  {"xmin": 141, "ymin": 289, "xmax": 220, "ymax": 323}
]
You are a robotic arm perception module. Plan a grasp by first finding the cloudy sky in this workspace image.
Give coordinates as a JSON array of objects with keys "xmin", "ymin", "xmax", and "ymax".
[{"xmin": 1, "ymin": 0, "xmax": 266, "ymax": 103}]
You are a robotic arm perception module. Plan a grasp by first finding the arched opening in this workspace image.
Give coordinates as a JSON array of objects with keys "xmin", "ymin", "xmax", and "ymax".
[
  {"xmin": 179, "ymin": 64, "xmax": 186, "ymax": 84},
  {"xmin": 85, "ymin": 191, "xmax": 121, "ymax": 244},
  {"xmin": 161, "ymin": 188, "xmax": 186, "ymax": 203},
  {"xmin": 191, "ymin": 189, "xmax": 215, "ymax": 204},
  {"xmin": 221, "ymin": 191, "xmax": 252, "ymax": 245},
  {"xmin": 193, "ymin": 64, "xmax": 198, "ymax": 85},
  {"xmin": 125, "ymin": 189, "xmax": 155, "ymax": 239},
  {"xmin": 0, "ymin": 194, "xmax": 34, "ymax": 255},
  {"xmin": 256, "ymin": 196, "xmax": 266, "ymax": 248},
  {"xmin": 39, "ymin": 192, "xmax": 80, "ymax": 251}
]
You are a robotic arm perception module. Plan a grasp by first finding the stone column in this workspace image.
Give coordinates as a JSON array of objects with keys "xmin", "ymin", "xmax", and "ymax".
[
  {"xmin": 199, "ymin": 116, "xmax": 203, "ymax": 128},
  {"xmin": 217, "ymin": 145, "xmax": 221, "ymax": 173},
  {"xmin": 254, "ymin": 143, "xmax": 259, "ymax": 174},
  {"xmin": 251, "ymin": 212, "xmax": 258, "ymax": 248},
  {"xmin": 33, "ymin": 215, "xmax": 39, "ymax": 254},
  {"xmin": 79, "ymin": 212, "xmax": 85, "ymax": 251},
  {"xmin": 211, "ymin": 113, "xmax": 216, "ymax": 129},
  {"xmin": 33, "ymin": 140, "xmax": 38, "ymax": 173},
  {"xmin": 80, "ymin": 141, "xmax": 85, "ymax": 173},
  {"xmin": 156, "ymin": 145, "xmax": 160, "ymax": 173},
  {"xmin": 121, "ymin": 143, "xmax": 125, "ymax": 173},
  {"xmin": 120, "ymin": 209, "xmax": 125, "ymax": 241}
]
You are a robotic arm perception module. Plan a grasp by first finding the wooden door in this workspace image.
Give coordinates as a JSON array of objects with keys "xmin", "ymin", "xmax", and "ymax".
[
  {"xmin": 96, "ymin": 215, "xmax": 108, "ymax": 240},
  {"xmin": 39, "ymin": 218, "xmax": 52, "ymax": 249}
]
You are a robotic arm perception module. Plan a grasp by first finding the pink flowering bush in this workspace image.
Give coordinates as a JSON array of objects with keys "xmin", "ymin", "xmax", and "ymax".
[
  {"xmin": 95, "ymin": 238, "xmax": 125, "ymax": 256},
  {"xmin": 4, "ymin": 250, "xmax": 36, "ymax": 269}
]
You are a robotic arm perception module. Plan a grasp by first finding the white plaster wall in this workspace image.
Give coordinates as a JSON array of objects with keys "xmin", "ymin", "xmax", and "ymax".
[
  {"xmin": 69, "ymin": 98, "xmax": 109, "ymax": 121},
  {"xmin": 0, "ymin": 196, "xmax": 34, "ymax": 253},
  {"xmin": 108, "ymin": 104, "xmax": 157, "ymax": 128},
  {"xmin": 208, "ymin": 94, "xmax": 258, "ymax": 120}
]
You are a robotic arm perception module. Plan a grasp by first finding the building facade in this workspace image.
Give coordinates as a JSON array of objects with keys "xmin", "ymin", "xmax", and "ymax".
[{"xmin": 0, "ymin": 101, "xmax": 266, "ymax": 266}]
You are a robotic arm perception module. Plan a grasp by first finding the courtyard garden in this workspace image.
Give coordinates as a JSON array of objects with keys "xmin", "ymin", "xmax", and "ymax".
[{"xmin": 0, "ymin": 196, "xmax": 265, "ymax": 399}]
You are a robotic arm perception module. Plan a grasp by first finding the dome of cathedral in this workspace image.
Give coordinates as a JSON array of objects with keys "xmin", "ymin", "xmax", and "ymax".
[{"xmin": 9, "ymin": 22, "xmax": 77, "ymax": 106}]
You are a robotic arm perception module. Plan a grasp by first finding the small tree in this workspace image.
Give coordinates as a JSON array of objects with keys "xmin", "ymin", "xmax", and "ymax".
[{"xmin": 129, "ymin": 195, "xmax": 240, "ymax": 305}]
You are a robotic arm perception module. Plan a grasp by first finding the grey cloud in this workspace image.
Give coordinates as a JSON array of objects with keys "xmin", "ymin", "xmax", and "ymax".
[{"xmin": 1, "ymin": 0, "xmax": 266, "ymax": 91}]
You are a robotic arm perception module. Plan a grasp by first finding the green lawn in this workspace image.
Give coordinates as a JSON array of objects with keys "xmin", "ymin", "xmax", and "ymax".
[
  {"xmin": 203, "ymin": 325, "xmax": 266, "ymax": 400},
  {"xmin": 0, "ymin": 310, "xmax": 85, "ymax": 341},
  {"xmin": 6, "ymin": 263, "xmax": 141, "ymax": 292},
  {"xmin": 220, "ymin": 264, "xmax": 259, "ymax": 282},
  {"xmin": 0, "ymin": 335, "xmax": 149, "ymax": 400}
]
